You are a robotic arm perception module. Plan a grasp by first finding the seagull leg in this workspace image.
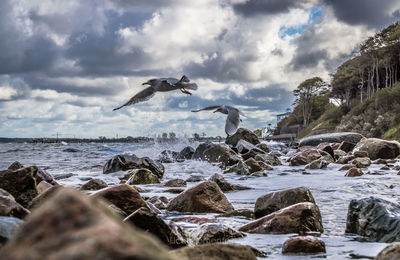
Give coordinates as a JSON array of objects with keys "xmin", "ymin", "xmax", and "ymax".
[{"xmin": 180, "ymin": 88, "xmax": 192, "ymax": 95}]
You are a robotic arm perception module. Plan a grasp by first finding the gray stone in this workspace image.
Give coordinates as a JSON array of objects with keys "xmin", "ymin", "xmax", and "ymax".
[{"xmin": 299, "ymin": 132, "xmax": 364, "ymax": 147}]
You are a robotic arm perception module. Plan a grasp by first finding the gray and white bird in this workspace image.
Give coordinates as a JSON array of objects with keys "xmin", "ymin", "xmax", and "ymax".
[
  {"xmin": 191, "ymin": 105, "xmax": 245, "ymax": 136},
  {"xmin": 113, "ymin": 75, "xmax": 197, "ymax": 111}
]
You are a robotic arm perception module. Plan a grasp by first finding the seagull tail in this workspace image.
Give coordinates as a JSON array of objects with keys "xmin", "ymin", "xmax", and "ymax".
[{"xmin": 184, "ymin": 83, "xmax": 198, "ymax": 90}]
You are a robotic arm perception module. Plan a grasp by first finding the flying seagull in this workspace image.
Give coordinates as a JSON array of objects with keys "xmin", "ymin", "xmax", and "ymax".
[
  {"xmin": 191, "ymin": 105, "xmax": 245, "ymax": 136},
  {"xmin": 113, "ymin": 75, "xmax": 198, "ymax": 111}
]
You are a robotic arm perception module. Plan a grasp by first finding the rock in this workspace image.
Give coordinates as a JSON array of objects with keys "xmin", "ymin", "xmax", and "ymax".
[
  {"xmin": 256, "ymin": 143, "xmax": 270, "ymax": 153},
  {"xmin": 124, "ymin": 207, "xmax": 186, "ymax": 248},
  {"xmin": 338, "ymin": 141, "xmax": 356, "ymax": 153},
  {"xmin": 103, "ymin": 154, "xmax": 165, "ymax": 178},
  {"xmin": 354, "ymin": 150, "xmax": 369, "ymax": 158},
  {"xmin": 244, "ymin": 158, "xmax": 262, "ymax": 173},
  {"xmin": 0, "ymin": 196, "xmax": 30, "ymax": 219},
  {"xmin": 250, "ymin": 171, "xmax": 268, "ymax": 177},
  {"xmin": 239, "ymin": 202, "xmax": 323, "ymax": 234},
  {"xmin": 375, "ymin": 159, "xmax": 388, "ymax": 164},
  {"xmin": 186, "ymin": 176, "xmax": 205, "ymax": 182},
  {"xmin": 167, "ymin": 181, "xmax": 234, "ymax": 213},
  {"xmin": 345, "ymin": 168, "xmax": 364, "ymax": 177},
  {"xmin": 202, "ymin": 144, "xmax": 241, "ymax": 168},
  {"xmin": 305, "ymin": 157, "xmax": 330, "ymax": 169},
  {"xmin": 165, "ymin": 188, "xmax": 184, "ymax": 194},
  {"xmin": 225, "ymin": 128, "xmax": 260, "ymax": 147},
  {"xmin": 339, "ymin": 164, "xmax": 356, "ymax": 171},
  {"xmin": 209, "ymin": 174, "xmax": 250, "ymax": 192},
  {"xmin": 159, "ymin": 150, "xmax": 179, "ymax": 163},
  {"xmin": 0, "ymin": 188, "xmax": 175, "ymax": 260},
  {"xmin": 337, "ymin": 155, "xmax": 356, "ymax": 164},
  {"xmin": 0, "ymin": 188, "xmax": 14, "ymax": 201},
  {"xmin": 177, "ymin": 146, "xmax": 195, "ymax": 160},
  {"xmin": 352, "ymin": 157, "xmax": 371, "ymax": 168},
  {"xmin": 346, "ymin": 197, "xmax": 400, "ymax": 242},
  {"xmin": 62, "ymin": 148, "xmax": 80, "ymax": 153},
  {"xmin": 282, "ymin": 236, "xmax": 326, "ymax": 254},
  {"xmin": 254, "ymin": 187, "xmax": 316, "ymax": 218},
  {"xmin": 164, "ymin": 179, "xmax": 187, "ymax": 187},
  {"xmin": 218, "ymin": 209, "xmax": 255, "ymax": 219},
  {"xmin": 257, "ymin": 161, "xmax": 273, "ymax": 170},
  {"xmin": 36, "ymin": 180, "xmax": 53, "ymax": 194},
  {"xmin": 7, "ymin": 161, "xmax": 24, "ymax": 171},
  {"xmin": 241, "ymin": 149, "xmax": 264, "ymax": 161},
  {"xmin": 235, "ymin": 139, "xmax": 263, "ymax": 154},
  {"xmin": 28, "ymin": 185, "xmax": 62, "ymax": 210},
  {"xmin": 375, "ymin": 242, "xmax": 400, "ymax": 260},
  {"xmin": 147, "ymin": 196, "xmax": 169, "ymax": 210},
  {"xmin": 170, "ymin": 217, "xmax": 217, "ymax": 225},
  {"xmin": 192, "ymin": 142, "xmax": 215, "ymax": 160},
  {"xmin": 380, "ymin": 166, "xmax": 390, "ymax": 170},
  {"xmin": 92, "ymin": 184, "xmax": 150, "ymax": 215},
  {"xmin": 299, "ymin": 132, "xmax": 364, "ymax": 147},
  {"xmin": 0, "ymin": 216, "xmax": 23, "ymax": 245},
  {"xmin": 316, "ymin": 142, "xmax": 335, "ymax": 159},
  {"xmin": 126, "ymin": 169, "xmax": 160, "ymax": 185},
  {"xmin": 334, "ymin": 149, "xmax": 347, "ymax": 160},
  {"xmin": 170, "ymin": 243, "xmax": 257, "ymax": 260},
  {"xmin": 81, "ymin": 178, "xmax": 108, "ymax": 191},
  {"xmin": 224, "ymin": 160, "xmax": 251, "ymax": 175},
  {"xmin": 190, "ymin": 223, "xmax": 245, "ymax": 245},
  {"xmin": 354, "ymin": 138, "xmax": 400, "ymax": 160},
  {"xmin": 289, "ymin": 148, "xmax": 325, "ymax": 166},
  {"xmin": 53, "ymin": 173, "xmax": 75, "ymax": 180},
  {"xmin": 254, "ymin": 153, "xmax": 282, "ymax": 166}
]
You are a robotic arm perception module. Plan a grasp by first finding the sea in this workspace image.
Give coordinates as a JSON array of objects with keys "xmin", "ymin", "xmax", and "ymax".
[{"xmin": 1, "ymin": 139, "xmax": 399, "ymax": 259}]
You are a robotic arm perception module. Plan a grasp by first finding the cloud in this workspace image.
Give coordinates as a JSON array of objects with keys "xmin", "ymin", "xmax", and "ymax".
[{"xmin": 233, "ymin": 0, "xmax": 313, "ymax": 16}]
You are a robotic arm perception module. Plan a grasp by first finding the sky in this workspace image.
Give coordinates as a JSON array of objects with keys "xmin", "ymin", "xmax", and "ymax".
[{"xmin": 0, "ymin": 0, "xmax": 399, "ymax": 138}]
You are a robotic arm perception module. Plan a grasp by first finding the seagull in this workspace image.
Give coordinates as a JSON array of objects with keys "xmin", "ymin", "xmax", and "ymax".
[
  {"xmin": 191, "ymin": 105, "xmax": 245, "ymax": 136},
  {"xmin": 113, "ymin": 75, "xmax": 198, "ymax": 111}
]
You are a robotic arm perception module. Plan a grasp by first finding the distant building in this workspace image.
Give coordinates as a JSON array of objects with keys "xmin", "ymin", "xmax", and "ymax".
[{"xmin": 276, "ymin": 110, "xmax": 291, "ymax": 123}]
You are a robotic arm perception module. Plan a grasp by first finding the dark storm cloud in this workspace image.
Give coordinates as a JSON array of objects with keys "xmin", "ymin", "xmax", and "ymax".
[
  {"xmin": 323, "ymin": 0, "xmax": 400, "ymax": 28},
  {"xmin": 233, "ymin": 0, "xmax": 309, "ymax": 16}
]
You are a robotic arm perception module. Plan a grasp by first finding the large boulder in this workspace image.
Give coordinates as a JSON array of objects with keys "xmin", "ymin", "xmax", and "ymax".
[
  {"xmin": 282, "ymin": 236, "xmax": 326, "ymax": 254},
  {"xmin": 345, "ymin": 168, "xmax": 364, "ymax": 177},
  {"xmin": 103, "ymin": 154, "xmax": 165, "ymax": 178},
  {"xmin": 209, "ymin": 174, "xmax": 250, "ymax": 192},
  {"xmin": 124, "ymin": 207, "xmax": 186, "ymax": 248},
  {"xmin": 177, "ymin": 146, "xmax": 195, "ymax": 160},
  {"xmin": 28, "ymin": 185, "xmax": 62, "ymax": 210},
  {"xmin": 7, "ymin": 161, "xmax": 24, "ymax": 171},
  {"xmin": 0, "ymin": 195, "xmax": 30, "ymax": 219},
  {"xmin": 338, "ymin": 141, "xmax": 356, "ymax": 153},
  {"xmin": 353, "ymin": 138, "xmax": 400, "ymax": 160},
  {"xmin": 159, "ymin": 150, "xmax": 179, "ymax": 163},
  {"xmin": 0, "ymin": 188, "xmax": 175, "ymax": 260},
  {"xmin": 289, "ymin": 148, "xmax": 327, "ymax": 166},
  {"xmin": 202, "ymin": 144, "xmax": 241, "ymax": 168},
  {"xmin": 352, "ymin": 157, "xmax": 371, "ymax": 168},
  {"xmin": 375, "ymin": 243, "xmax": 400, "ymax": 260},
  {"xmin": 254, "ymin": 187, "xmax": 316, "ymax": 218},
  {"xmin": 126, "ymin": 169, "xmax": 160, "ymax": 185},
  {"xmin": 0, "ymin": 216, "xmax": 23, "ymax": 246},
  {"xmin": 239, "ymin": 202, "xmax": 323, "ymax": 234},
  {"xmin": 167, "ymin": 181, "xmax": 234, "ymax": 213},
  {"xmin": 346, "ymin": 197, "xmax": 400, "ymax": 242},
  {"xmin": 92, "ymin": 184, "xmax": 150, "ymax": 215},
  {"xmin": 226, "ymin": 128, "xmax": 260, "ymax": 146},
  {"xmin": 224, "ymin": 160, "xmax": 251, "ymax": 175},
  {"xmin": 299, "ymin": 132, "xmax": 364, "ymax": 147},
  {"xmin": 189, "ymin": 223, "xmax": 245, "ymax": 245},
  {"xmin": 170, "ymin": 244, "xmax": 257, "ymax": 260},
  {"xmin": 254, "ymin": 153, "xmax": 282, "ymax": 166},
  {"xmin": 192, "ymin": 142, "xmax": 215, "ymax": 160}
]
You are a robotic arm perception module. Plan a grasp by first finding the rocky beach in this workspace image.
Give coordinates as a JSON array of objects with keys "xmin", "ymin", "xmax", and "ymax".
[{"xmin": 1, "ymin": 129, "xmax": 400, "ymax": 259}]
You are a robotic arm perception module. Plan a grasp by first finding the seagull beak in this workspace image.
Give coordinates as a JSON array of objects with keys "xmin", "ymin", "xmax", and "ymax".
[
  {"xmin": 142, "ymin": 82, "xmax": 148, "ymax": 85},
  {"xmin": 213, "ymin": 110, "xmax": 217, "ymax": 113}
]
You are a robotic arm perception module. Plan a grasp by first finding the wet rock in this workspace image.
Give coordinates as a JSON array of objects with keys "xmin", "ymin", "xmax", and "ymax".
[
  {"xmin": 338, "ymin": 141, "xmax": 356, "ymax": 153},
  {"xmin": 170, "ymin": 216, "xmax": 217, "ymax": 225},
  {"xmin": 126, "ymin": 168, "xmax": 160, "ymax": 185},
  {"xmin": 28, "ymin": 185, "xmax": 62, "ymax": 210},
  {"xmin": 282, "ymin": 236, "xmax": 326, "ymax": 254},
  {"xmin": 209, "ymin": 174, "xmax": 250, "ymax": 192},
  {"xmin": 339, "ymin": 164, "xmax": 356, "ymax": 171},
  {"xmin": 171, "ymin": 243, "xmax": 257, "ymax": 260},
  {"xmin": 53, "ymin": 173, "xmax": 74, "ymax": 180},
  {"xmin": 92, "ymin": 184, "xmax": 150, "ymax": 215},
  {"xmin": 254, "ymin": 153, "xmax": 282, "ymax": 166},
  {"xmin": 81, "ymin": 178, "xmax": 108, "ymax": 191},
  {"xmin": 7, "ymin": 161, "xmax": 24, "ymax": 171},
  {"xmin": 245, "ymin": 158, "xmax": 262, "ymax": 173},
  {"xmin": 36, "ymin": 180, "xmax": 53, "ymax": 194},
  {"xmin": 167, "ymin": 181, "xmax": 234, "ymax": 213},
  {"xmin": 345, "ymin": 168, "xmax": 364, "ymax": 177},
  {"xmin": 354, "ymin": 138, "xmax": 400, "ymax": 160},
  {"xmin": 334, "ymin": 149, "xmax": 347, "ymax": 160},
  {"xmin": 299, "ymin": 132, "xmax": 364, "ymax": 147},
  {"xmin": 256, "ymin": 143, "xmax": 270, "ymax": 153},
  {"xmin": 147, "ymin": 196, "xmax": 169, "ymax": 210},
  {"xmin": 375, "ymin": 242, "xmax": 400, "ymax": 260},
  {"xmin": 192, "ymin": 142, "xmax": 215, "ymax": 160},
  {"xmin": 62, "ymin": 148, "xmax": 80, "ymax": 153},
  {"xmin": 337, "ymin": 155, "xmax": 356, "ymax": 164},
  {"xmin": 0, "ymin": 216, "xmax": 23, "ymax": 246},
  {"xmin": 177, "ymin": 146, "xmax": 195, "ymax": 160},
  {"xmin": 0, "ymin": 188, "xmax": 174, "ymax": 260},
  {"xmin": 225, "ymin": 128, "xmax": 260, "ymax": 147},
  {"xmin": 124, "ymin": 207, "xmax": 187, "ymax": 248},
  {"xmin": 164, "ymin": 179, "xmax": 187, "ymax": 187},
  {"xmin": 202, "ymin": 144, "xmax": 241, "ymax": 168},
  {"xmin": 217, "ymin": 209, "xmax": 255, "ymax": 219},
  {"xmin": 352, "ymin": 157, "xmax": 371, "ymax": 168},
  {"xmin": 250, "ymin": 171, "xmax": 268, "ymax": 177},
  {"xmin": 159, "ymin": 150, "xmax": 179, "ymax": 163},
  {"xmin": 254, "ymin": 187, "xmax": 316, "ymax": 218},
  {"xmin": 0, "ymin": 196, "xmax": 30, "ymax": 219},
  {"xmin": 103, "ymin": 154, "xmax": 165, "ymax": 178},
  {"xmin": 240, "ymin": 202, "xmax": 323, "ymax": 234},
  {"xmin": 380, "ymin": 166, "xmax": 390, "ymax": 170},
  {"xmin": 0, "ymin": 188, "xmax": 14, "ymax": 201},
  {"xmin": 257, "ymin": 161, "xmax": 273, "ymax": 170},
  {"xmin": 316, "ymin": 143, "xmax": 335, "ymax": 159},
  {"xmin": 186, "ymin": 176, "xmax": 205, "ymax": 182},
  {"xmin": 354, "ymin": 150, "xmax": 369, "ymax": 158},
  {"xmin": 375, "ymin": 159, "xmax": 388, "ymax": 164},
  {"xmin": 165, "ymin": 188, "xmax": 184, "ymax": 194},
  {"xmin": 305, "ymin": 156, "xmax": 331, "ymax": 169},
  {"xmin": 241, "ymin": 149, "xmax": 264, "ymax": 161},
  {"xmin": 224, "ymin": 160, "xmax": 251, "ymax": 175},
  {"xmin": 346, "ymin": 197, "xmax": 400, "ymax": 242},
  {"xmin": 190, "ymin": 223, "xmax": 245, "ymax": 245},
  {"xmin": 289, "ymin": 148, "xmax": 325, "ymax": 166}
]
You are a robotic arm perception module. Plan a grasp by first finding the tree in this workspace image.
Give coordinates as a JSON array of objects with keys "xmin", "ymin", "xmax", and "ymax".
[{"xmin": 293, "ymin": 77, "xmax": 327, "ymax": 127}]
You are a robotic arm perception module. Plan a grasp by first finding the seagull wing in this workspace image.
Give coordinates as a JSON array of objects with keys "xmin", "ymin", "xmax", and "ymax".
[
  {"xmin": 113, "ymin": 87, "xmax": 156, "ymax": 111},
  {"xmin": 191, "ymin": 105, "xmax": 221, "ymax": 112},
  {"xmin": 161, "ymin": 78, "xmax": 179, "ymax": 86},
  {"xmin": 225, "ymin": 108, "xmax": 240, "ymax": 136}
]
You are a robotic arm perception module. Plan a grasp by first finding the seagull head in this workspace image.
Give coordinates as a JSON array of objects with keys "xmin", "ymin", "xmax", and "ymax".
[
  {"xmin": 213, "ymin": 107, "xmax": 222, "ymax": 114},
  {"xmin": 142, "ymin": 79, "xmax": 157, "ymax": 86}
]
